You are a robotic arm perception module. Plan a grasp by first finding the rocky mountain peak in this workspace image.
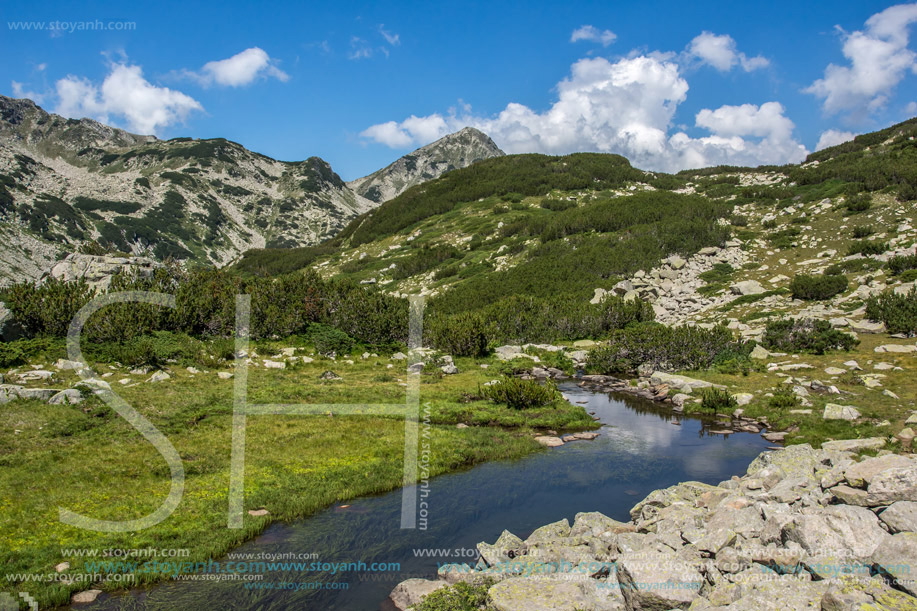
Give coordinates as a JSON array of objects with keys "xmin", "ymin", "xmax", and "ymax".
[
  {"xmin": 0, "ymin": 94, "xmax": 156, "ymax": 153},
  {"xmin": 347, "ymin": 127, "xmax": 505, "ymax": 203}
]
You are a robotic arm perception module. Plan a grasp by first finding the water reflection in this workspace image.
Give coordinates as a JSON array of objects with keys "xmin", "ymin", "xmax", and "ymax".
[{"xmin": 80, "ymin": 383, "xmax": 770, "ymax": 611}]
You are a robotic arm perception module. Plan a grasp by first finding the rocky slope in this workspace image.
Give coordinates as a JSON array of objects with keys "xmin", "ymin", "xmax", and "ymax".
[
  {"xmin": 390, "ymin": 444, "xmax": 917, "ymax": 610},
  {"xmin": 347, "ymin": 127, "xmax": 504, "ymax": 203},
  {"xmin": 0, "ymin": 95, "xmax": 378, "ymax": 285}
]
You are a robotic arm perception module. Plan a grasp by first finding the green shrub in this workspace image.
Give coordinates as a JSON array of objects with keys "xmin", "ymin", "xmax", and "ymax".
[
  {"xmin": 1, "ymin": 277, "xmax": 95, "ymax": 337},
  {"xmin": 762, "ymin": 318, "xmax": 858, "ymax": 354},
  {"xmin": 586, "ymin": 322, "xmax": 741, "ymax": 374},
  {"xmin": 852, "ymin": 225, "xmax": 874, "ymax": 238},
  {"xmin": 0, "ymin": 342, "xmax": 25, "ymax": 367},
  {"xmin": 768, "ymin": 388, "xmax": 800, "ymax": 410},
  {"xmin": 698, "ymin": 262, "xmax": 735, "ymax": 295},
  {"xmin": 888, "ymin": 253, "xmax": 917, "ymax": 276},
  {"xmin": 479, "ymin": 294, "xmax": 654, "ymax": 345},
  {"xmin": 865, "ymin": 289, "xmax": 917, "ymax": 336},
  {"xmin": 414, "ymin": 580, "xmax": 492, "ymax": 611},
  {"xmin": 730, "ymin": 214, "xmax": 748, "ymax": 227},
  {"xmin": 823, "ymin": 264, "xmax": 844, "ymax": 276},
  {"xmin": 768, "ymin": 227, "xmax": 800, "ymax": 249},
  {"xmin": 479, "ymin": 376, "xmax": 558, "ymax": 410},
  {"xmin": 428, "ymin": 312, "xmax": 489, "ymax": 357},
  {"xmin": 700, "ymin": 387, "xmax": 736, "ymax": 412},
  {"xmin": 88, "ymin": 331, "xmax": 205, "ymax": 367},
  {"xmin": 788, "ymin": 273, "xmax": 847, "ymax": 300},
  {"xmin": 540, "ymin": 197, "xmax": 576, "ymax": 212},
  {"xmin": 847, "ymin": 240, "xmax": 888, "ymax": 256},
  {"xmin": 844, "ymin": 193, "xmax": 871, "ymax": 214},
  {"xmin": 308, "ymin": 324, "xmax": 355, "ymax": 356},
  {"xmin": 762, "ymin": 218, "xmax": 778, "ymax": 229},
  {"xmin": 711, "ymin": 344, "xmax": 755, "ymax": 375}
]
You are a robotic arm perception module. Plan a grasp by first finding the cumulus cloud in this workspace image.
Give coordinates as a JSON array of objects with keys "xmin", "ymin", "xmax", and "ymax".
[
  {"xmin": 570, "ymin": 25, "xmax": 617, "ymax": 47},
  {"xmin": 815, "ymin": 129, "xmax": 858, "ymax": 150},
  {"xmin": 185, "ymin": 47, "xmax": 288, "ymax": 87},
  {"xmin": 55, "ymin": 63, "xmax": 202, "ymax": 135},
  {"xmin": 11, "ymin": 81, "xmax": 45, "ymax": 103},
  {"xmin": 360, "ymin": 115, "xmax": 449, "ymax": 147},
  {"xmin": 806, "ymin": 3, "xmax": 917, "ymax": 116},
  {"xmin": 687, "ymin": 32, "xmax": 769, "ymax": 72},
  {"xmin": 360, "ymin": 56, "xmax": 806, "ymax": 172}
]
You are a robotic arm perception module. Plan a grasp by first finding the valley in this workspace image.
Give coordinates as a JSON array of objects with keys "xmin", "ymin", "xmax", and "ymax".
[{"xmin": 1, "ymin": 107, "xmax": 917, "ymax": 610}]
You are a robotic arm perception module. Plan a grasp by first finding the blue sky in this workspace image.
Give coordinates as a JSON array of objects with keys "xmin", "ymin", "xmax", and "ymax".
[{"xmin": 2, "ymin": 0, "xmax": 916, "ymax": 179}]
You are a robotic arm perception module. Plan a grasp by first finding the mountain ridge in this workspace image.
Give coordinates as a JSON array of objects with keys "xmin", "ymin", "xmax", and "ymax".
[
  {"xmin": 347, "ymin": 126, "xmax": 504, "ymax": 203},
  {"xmin": 0, "ymin": 96, "xmax": 502, "ymax": 285}
]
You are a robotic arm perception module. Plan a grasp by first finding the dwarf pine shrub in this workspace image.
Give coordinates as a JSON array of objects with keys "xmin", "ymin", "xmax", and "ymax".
[
  {"xmin": 479, "ymin": 376, "xmax": 558, "ymax": 410},
  {"xmin": 427, "ymin": 312, "xmax": 489, "ymax": 357},
  {"xmin": 788, "ymin": 273, "xmax": 847, "ymax": 300},
  {"xmin": 865, "ymin": 289, "xmax": 917, "ymax": 336},
  {"xmin": 762, "ymin": 318, "xmax": 858, "ymax": 354}
]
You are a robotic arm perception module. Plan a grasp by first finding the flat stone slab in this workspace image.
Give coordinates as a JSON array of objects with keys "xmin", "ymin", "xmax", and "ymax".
[
  {"xmin": 534, "ymin": 436, "xmax": 564, "ymax": 447},
  {"xmin": 650, "ymin": 371, "xmax": 720, "ymax": 391},
  {"xmin": 874, "ymin": 344, "xmax": 917, "ymax": 353},
  {"xmin": 488, "ymin": 578, "xmax": 591, "ymax": 611},
  {"xmin": 616, "ymin": 551, "xmax": 703, "ymax": 610},
  {"xmin": 821, "ymin": 437, "xmax": 886, "ymax": 453},
  {"xmin": 388, "ymin": 578, "xmax": 448, "ymax": 610},
  {"xmin": 879, "ymin": 501, "xmax": 917, "ymax": 533},
  {"xmin": 823, "ymin": 403, "xmax": 861, "ymax": 420},
  {"xmin": 844, "ymin": 455, "xmax": 914, "ymax": 488},
  {"xmin": 870, "ymin": 532, "xmax": 917, "ymax": 597},
  {"xmin": 867, "ymin": 464, "xmax": 917, "ymax": 505}
]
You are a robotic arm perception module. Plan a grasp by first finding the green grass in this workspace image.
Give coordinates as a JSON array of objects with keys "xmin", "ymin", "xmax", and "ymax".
[
  {"xmin": 0, "ymin": 349, "xmax": 593, "ymax": 607},
  {"xmin": 682, "ymin": 333, "xmax": 916, "ymax": 449}
]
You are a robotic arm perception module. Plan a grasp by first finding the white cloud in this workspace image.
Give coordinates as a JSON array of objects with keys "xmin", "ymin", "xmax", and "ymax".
[
  {"xmin": 570, "ymin": 25, "xmax": 617, "ymax": 47},
  {"xmin": 687, "ymin": 32, "xmax": 769, "ymax": 72},
  {"xmin": 360, "ymin": 115, "xmax": 449, "ymax": 147},
  {"xmin": 907, "ymin": 101, "xmax": 917, "ymax": 114},
  {"xmin": 360, "ymin": 55, "xmax": 807, "ymax": 171},
  {"xmin": 696, "ymin": 102, "xmax": 794, "ymax": 140},
  {"xmin": 348, "ymin": 37, "xmax": 374, "ymax": 60},
  {"xmin": 186, "ymin": 47, "xmax": 288, "ymax": 87},
  {"xmin": 55, "ymin": 63, "xmax": 202, "ymax": 135},
  {"xmin": 11, "ymin": 81, "xmax": 45, "ymax": 103},
  {"xmin": 815, "ymin": 129, "xmax": 858, "ymax": 150},
  {"xmin": 379, "ymin": 24, "xmax": 400, "ymax": 46},
  {"xmin": 806, "ymin": 3, "xmax": 917, "ymax": 116}
]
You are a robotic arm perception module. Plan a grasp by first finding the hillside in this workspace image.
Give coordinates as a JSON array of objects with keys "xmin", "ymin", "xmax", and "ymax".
[
  {"xmin": 0, "ymin": 95, "xmax": 379, "ymax": 285},
  {"xmin": 235, "ymin": 118, "xmax": 917, "ymax": 331},
  {"xmin": 347, "ymin": 126, "xmax": 504, "ymax": 203}
]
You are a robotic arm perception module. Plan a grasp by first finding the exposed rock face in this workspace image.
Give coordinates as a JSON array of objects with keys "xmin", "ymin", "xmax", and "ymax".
[
  {"xmin": 388, "ymin": 445, "xmax": 917, "ymax": 610},
  {"xmin": 347, "ymin": 127, "xmax": 504, "ymax": 203},
  {"xmin": 0, "ymin": 301, "xmax": 25, "ymax": 340},
  {"xmin": 48, "ymin": 253, "xmax": 162, "ymax": 290},
  {"xmin": 0, "ymin": 94, "xmax": 376, "ymax": 285}
]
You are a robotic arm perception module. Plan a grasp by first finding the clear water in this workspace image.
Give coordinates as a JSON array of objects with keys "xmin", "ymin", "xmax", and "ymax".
[{"xmin": 79, "ymin": 384, "xmax": 771, "ymax": 610}]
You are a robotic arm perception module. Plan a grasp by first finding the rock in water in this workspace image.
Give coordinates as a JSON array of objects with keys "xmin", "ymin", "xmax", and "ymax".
[{"xmin": 387, "ymin": 578, "xmax": 448, "ymax": 610}]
